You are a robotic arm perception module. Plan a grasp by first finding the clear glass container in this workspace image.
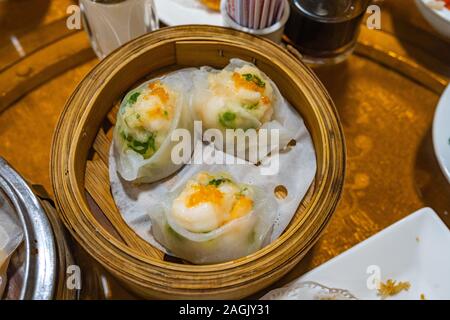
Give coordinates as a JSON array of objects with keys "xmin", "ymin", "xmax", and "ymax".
[
  {"xmin": 284, "ymin": 0, "xmax": 371, "ymax": 66},
  {"xmin": 80, "ymin": 0, "xmax": 159, "ymax": 59}
]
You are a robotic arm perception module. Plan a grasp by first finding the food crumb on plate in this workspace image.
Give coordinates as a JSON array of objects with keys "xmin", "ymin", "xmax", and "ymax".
[
  {"xmin": 426, "ymin": 0, "xmax": 450, "ymax": 10},
  {"xmin": 377, "ymin": 279, "xmax": 411, "ymax": 299},
  {"xmin": 420, "ymin": 293, "xmax": 426, "ymax": 300}
]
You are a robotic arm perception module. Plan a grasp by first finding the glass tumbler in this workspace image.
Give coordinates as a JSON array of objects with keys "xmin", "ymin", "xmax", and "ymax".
[
  {"xmin": 80, "ymin": 0, "xmax": 159, "ymax": 59},
  {"xmin": 284, "ymin": 0, "xmax": 371, "ymax": 65}
]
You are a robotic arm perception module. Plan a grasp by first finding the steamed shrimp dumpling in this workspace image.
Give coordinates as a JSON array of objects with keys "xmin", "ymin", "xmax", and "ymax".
[
  {"xmin": 149, "ymin": 170, "xmax": 278, "ymax": 264},
  {"xmin": 171, "ymin": 172, "xmax": 254, "ymax": 233},
  {"xmin": 196, "ymin": 64, "xmax": 275, "ymax": 131},
  {"xmin": 113, "ymin": 72, "xmax": 194, "ymax": 183}
]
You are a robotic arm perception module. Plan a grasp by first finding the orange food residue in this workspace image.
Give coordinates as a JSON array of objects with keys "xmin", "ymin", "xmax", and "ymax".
[
  {"xmin": 377, "ymin": 279, "xmax": 411, "ymax": 299},
  {"xmin": 200, "ymin": 0, "xmax": 220, "ymax": 11}
]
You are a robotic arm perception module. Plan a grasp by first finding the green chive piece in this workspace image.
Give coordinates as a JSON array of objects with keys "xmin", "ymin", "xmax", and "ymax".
[
  {"xmin": 121, "ymin": 131, "xmax": 157, "ymax": 159},
  {"xmin": 243, "ymin": 102, "xmax": 259, "ymax": 110},
  {"xmin": 242, "ymin": 73, "xmax": 265, "ymax": 88},
  {"xmin": 219, "ymin": 111, "xmax": 237, "ymax": 129},
  {"xmin": 208, "ymin": 178, "xmax": 231, "ymax": 187},
  {"xmin": 128, "ymin": 92, "xmax": 141, "ymax": 105}
]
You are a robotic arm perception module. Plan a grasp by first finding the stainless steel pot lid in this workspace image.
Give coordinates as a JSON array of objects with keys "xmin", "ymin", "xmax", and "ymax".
[{"xmin": 0, "ymin": 157, "xmax": 57, "ymax": 300}]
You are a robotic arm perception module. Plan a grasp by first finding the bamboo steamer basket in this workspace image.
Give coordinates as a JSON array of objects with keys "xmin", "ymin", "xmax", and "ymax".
[{"xmin": 51, "ymin": 26, "xmax": 345, "ymax": 299}]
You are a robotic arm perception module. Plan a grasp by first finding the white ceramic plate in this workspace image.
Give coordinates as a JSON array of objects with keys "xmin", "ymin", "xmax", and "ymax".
[
  {"xmin": 154, "ymin": 0, "xmax": 224, "ymax": 26},
  {"xmin": 433, "ymin": 84, "xmax": 450, "ymax": 184},
  {"xmin": 262, "ymin": 208, "xmax": 450, "ymax": 300},
  {"xmin": 415, "ymin": 0, "xmax": 450, "ymax": 38}
]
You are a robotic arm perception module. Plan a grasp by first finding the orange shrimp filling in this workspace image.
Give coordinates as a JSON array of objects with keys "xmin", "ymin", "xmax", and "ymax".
[
  {"xmin": 232, "ymin": 73, "xmax": 271, "ymax": 105},
  {"xmin": 261, "ymin": 96, "xmax": 270, "ymax": 105},
  {"xmin": 229, "ymin": 196, "xmax": 253, "ymax": 220},
  {"xmin": 151, "ymin": 87, "xmax": 169, "ymax": 103},
  {"xmin": 146, "ymin": 105, "xmax": 167, "ymax": 119},
  {"xmin": 232, "ymin": 72, "xmax": 265, "ymax": 94},
  {"xmin": 146, "ymin": 81, "xmax": 169, "ymax": 103},
  {"xmin": 148, "ymin": 81, "xmax": 161, "ymax": 90},
  {"xmin": 186, "ymin": 185, "xmax": 224, "ymax": 207}
]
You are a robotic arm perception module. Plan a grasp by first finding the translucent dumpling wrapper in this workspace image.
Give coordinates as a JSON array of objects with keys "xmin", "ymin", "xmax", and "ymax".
[
  {"xmin": 109, "ymin": 60, "xmax": 317, "ymax": 265},
  {"xmin": 0, "ymin": 198, "xmax": 23, "ymax": 298},
  {"xmin": 149, "ymin": 171, "xmax": 278, "ymax": 264},
  {"xmin": 113, "ymin": 70, "xmax": 195, "ymax": 183},
  {"xmin": 191, "ymin": 59, "xmax": 302, "ymax": 161}
]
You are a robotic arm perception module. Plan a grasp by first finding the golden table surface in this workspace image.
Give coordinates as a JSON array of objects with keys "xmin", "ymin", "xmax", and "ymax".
[{"xmin": 1, "ymin": 0, "xmax": 450, "ymax": 299}]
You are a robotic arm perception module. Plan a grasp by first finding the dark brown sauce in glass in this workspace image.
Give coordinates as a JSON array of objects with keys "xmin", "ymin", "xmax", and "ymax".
[{"xmin": 285, "ymin": 0, "xmax": 370, "ymax": 59}]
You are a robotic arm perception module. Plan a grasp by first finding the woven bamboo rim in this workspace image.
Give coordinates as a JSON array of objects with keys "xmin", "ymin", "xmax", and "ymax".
[{"xmin": 51, "ymin": 26, "xmax": 345, "ymax": 299}]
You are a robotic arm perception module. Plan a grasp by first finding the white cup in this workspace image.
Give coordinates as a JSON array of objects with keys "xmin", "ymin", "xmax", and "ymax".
[{"xmin": 220, "ymin": 0, "xmax": 290, "ymax": 44}]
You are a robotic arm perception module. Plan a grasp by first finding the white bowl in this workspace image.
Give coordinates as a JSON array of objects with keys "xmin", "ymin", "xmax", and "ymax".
[
  {"xmin": 154, "ymin": 0, "xmax": 224, "ymax": 26},
  {"xmin": 433, "ymin": 84, "xmax": 450, "ymax": 184},
  {"xmin": 415, "ymin": 0, "xmax": 450, "ymax": 39}
]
